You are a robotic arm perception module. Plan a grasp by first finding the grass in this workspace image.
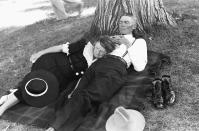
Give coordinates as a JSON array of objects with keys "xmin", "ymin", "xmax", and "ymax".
[
  {"xmin": 144, "ymin": 23, "xmax": 199, "ymax": 131},
  {"xmin": 143, "ymin": 0, "xmax": 199, "ymax": 130},
  {"xmin": 0, "ymin": 0, "xmax": 199, "ymax": 130},
  {"xmin": 0, "ymin": 16, "xmax": 94, "ymax": 131}
]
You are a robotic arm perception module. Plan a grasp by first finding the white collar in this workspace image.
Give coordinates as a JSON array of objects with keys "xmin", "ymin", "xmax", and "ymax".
[{"xmin": 123, "ymin": 34, "xmax": 135, "ymax": 43}]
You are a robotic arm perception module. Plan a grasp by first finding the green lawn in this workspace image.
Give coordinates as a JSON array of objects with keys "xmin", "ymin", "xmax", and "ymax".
[{"xmin": 0, "ymin": 0, "xmax": 199, "ymax": 130}]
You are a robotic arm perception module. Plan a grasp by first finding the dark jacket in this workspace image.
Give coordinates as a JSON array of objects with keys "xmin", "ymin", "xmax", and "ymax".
[{"xmin": 14, "ymin": 38, "xmax": 90, "ymax": 105}]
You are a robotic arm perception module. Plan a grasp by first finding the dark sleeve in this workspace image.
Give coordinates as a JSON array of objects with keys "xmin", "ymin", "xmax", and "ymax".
[
  {"xmin": 13, "ymin": 81, "xmax": 27, "ymax": 104},
  {"xmin": 68, "ymin": 38, "xmax": 88, "ymax": 54},
  {"xmin": 132, "ymin": 29, "xmax": 144, "ymax": 38},
  {"xmin": 14, "ymin": 89, "xmax": 26, "ymax": 104},
  {"xmin": 132, "ymin": 29, "xmax": 150, "ymax": 44}
]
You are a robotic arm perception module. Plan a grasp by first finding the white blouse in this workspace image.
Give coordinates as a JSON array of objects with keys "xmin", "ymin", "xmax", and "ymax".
[
  {"xmin": 62, "ymin": 41, "xmax": 95, "ymax": 67},
  {"xmin": 110, "ymin": 34, "xmax": 147, "ymax": 72}
]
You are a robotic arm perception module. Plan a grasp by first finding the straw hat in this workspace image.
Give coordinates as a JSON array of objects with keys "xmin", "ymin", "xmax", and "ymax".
[{"xmin": 105, "ymin": 106, "xmax": 145, "ymax": 131}]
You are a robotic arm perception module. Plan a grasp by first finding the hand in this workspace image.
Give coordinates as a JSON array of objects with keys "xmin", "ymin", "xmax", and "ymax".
[
  {"xmin": 110, "ymin": 35, "xmax": 124, "ymax": 40},
  {"xmin": 111, "ymin": 35, "xmax": 131, "ymax": 47},
  {"xmin": 62, "ymin": 42, "xmax": 69, "ymax": 54},
  {"xmin": 30, "ymin": 52, "xmax": 42, "ymax": 63}
]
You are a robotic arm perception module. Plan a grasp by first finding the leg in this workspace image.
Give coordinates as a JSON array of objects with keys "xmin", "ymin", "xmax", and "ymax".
[
  {"xmin": 49, "ymin": 93, "xmax": 90, "ymax": 130},
  {"xmin": 50, "ymin": 0, "xmax": 68, "ymax": 20},
  {"xmin": 76, "ymin": 2, "xmax": 84, "ymax": 16},
  {"xmin": 62, "ymin": 0, "xmax": 83, "ymax": 16},
  {"xmin": 0, "ymin": 93, "xmax": 19, "ymax": 116},
  {"xmin": 48, "ymin": 72, "xmax": 92, "ymax": 130}
]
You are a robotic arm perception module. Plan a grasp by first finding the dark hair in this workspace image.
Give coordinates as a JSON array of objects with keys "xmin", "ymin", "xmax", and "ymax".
[{"xmin": 97, "ymin": 35, "xmax": 120, "ymax": 53}]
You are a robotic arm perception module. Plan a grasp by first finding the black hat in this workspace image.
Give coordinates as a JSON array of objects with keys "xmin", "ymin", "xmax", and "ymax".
[{"xmin": 21, "ymin": 70, "xmax": 59, "ymax": 108}]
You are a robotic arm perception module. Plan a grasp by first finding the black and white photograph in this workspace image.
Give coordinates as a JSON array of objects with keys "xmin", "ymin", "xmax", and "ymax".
[{"xmin": 0, "ymin": 0, "xmax": 198, "ymax": 130}]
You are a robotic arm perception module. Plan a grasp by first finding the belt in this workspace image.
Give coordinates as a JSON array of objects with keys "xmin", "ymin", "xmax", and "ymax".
[
  {"xmin": 68, "ymin": 55, "xmax": 75, "ymax": 71},
  {"xmin": 104, "ymin": 55, "xmax": 127, "ymax": 67}
]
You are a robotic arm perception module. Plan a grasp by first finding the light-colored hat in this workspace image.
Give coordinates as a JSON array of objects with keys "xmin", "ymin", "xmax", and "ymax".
[{"xmin": 105, "ymin": 106, "xmax": 145, "ymax": 131}]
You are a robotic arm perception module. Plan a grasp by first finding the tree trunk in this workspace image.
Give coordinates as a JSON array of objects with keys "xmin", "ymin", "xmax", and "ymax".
[{"xmin": 90, "ymin": 0, "xmax": 176, "ymax": 36}]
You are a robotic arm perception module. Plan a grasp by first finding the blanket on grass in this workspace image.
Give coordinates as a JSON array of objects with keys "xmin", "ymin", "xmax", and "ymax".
[{"xmin": 0, "ymin": 50, "xmax": 171, "ymax": 130}]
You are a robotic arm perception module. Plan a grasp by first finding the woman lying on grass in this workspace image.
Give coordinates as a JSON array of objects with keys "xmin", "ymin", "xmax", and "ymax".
[
  {"xmin": 0, "ymin": 35, "xmax": 114, "ymax": 116},
  {"xmin": 0, "ymin": 13, "xmax": 148, "ymax": 117}
]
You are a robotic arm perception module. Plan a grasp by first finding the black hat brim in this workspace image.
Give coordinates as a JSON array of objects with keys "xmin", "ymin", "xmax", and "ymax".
[{"xmin": 21, "ymin": 70, "xmax": 59, "ymax": 108}]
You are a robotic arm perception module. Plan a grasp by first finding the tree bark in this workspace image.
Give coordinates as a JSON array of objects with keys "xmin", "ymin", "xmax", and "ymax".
[{"xmin": 90, "ymin": 0, "xmax": 176, "ymax": 36}]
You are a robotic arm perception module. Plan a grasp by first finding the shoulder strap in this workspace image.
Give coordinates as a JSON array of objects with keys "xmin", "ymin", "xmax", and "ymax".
[{"xmin": 122, "ymin": 39, "xmax": 136, "ymax": 58}]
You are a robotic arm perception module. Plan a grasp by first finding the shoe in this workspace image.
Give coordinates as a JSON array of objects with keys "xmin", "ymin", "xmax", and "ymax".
[
  {"xmin": 0, "ymin": 89, "xmax": 17, "ymax": 105},
  {"xmin": 161, "ymin": 75, "xmax": 175, "ymax": 106},
  {"xmin": 8, "ymin": 88, "xmax": 18, "ymax": 94},
  {"xmin": 152, "ymin": 79, "xmax": 164, "ymax": 109}
]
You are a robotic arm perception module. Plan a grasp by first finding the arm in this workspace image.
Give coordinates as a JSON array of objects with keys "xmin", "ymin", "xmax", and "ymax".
[
  {"xmin": 30, "ymin": 44, "xmax": 65, "ymax": 63},
  {"xmin": 30, "ymin": 38, "xmax": 88, "ymax": 63},
  {"xmin": 68, "ymin": 38, "xmax": 88, "ymax": 54},
  {"xmin": 127, "ymin": 38, "xmax": 148, "ymax": 72}
]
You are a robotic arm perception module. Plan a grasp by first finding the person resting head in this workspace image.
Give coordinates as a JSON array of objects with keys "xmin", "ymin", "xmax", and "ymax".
[
  {"xmin": 83, "ymin": 35, "xmax": 122, "ymax": 66},
  {"xmin": 0, "ymin": 35, "xmax": 120, "ymax": 117},
  {"xmin": 93, "ymin": 35, "xmax": 122, "ymax": 58}
]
